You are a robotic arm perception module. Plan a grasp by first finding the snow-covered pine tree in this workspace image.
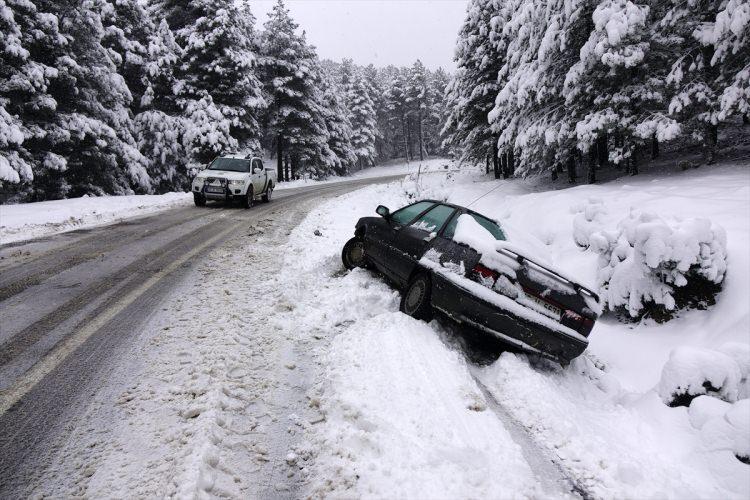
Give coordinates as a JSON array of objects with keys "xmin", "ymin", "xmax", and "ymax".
[
  {"xmin": 443, "ymin": 0, "xmax": 502, "ymax": 172},
  {"xmin": 99, "ymin": 0, "xmax": 153, "ymax": 114},
  {"xmin": 424, "ymin": 66, "xmax": 449, "ymax": 157},
  {"xmin": 259, "ymin": 0, "xmax": 334, "ymax": 179},
  {"xmin": 405, "ymin": 60, "xmax": 431, "ymax": 161},
  {"xmin": 347, "ymin": 71, "xmax": 378, "ymax": 169},
  {"xmin": 135, "ymin": 19, "xmax": 188, "ymax": 192},
  {"xmin": 157, "ymin": 0, "xmax": 265, "ymax": 166},
  {"xmin": 384, "ymin": 68, "xmax": 412, "ymax": 161},
  {"xmin": 711, "ymin": 0, "xmax": 750, "ymax": 122},
  {"xmin": 2, "ymin": 0, "xmax": 150, "ymax": 199},
  {"xmin": 320, "ymin": 72, "xmax": 356, "ymax": 175}
]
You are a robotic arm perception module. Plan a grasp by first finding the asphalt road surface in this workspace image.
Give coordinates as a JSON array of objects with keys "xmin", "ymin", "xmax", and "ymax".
[{"xmin": 0, "ymin": 176, "xmax": 402, "ymax": 497}]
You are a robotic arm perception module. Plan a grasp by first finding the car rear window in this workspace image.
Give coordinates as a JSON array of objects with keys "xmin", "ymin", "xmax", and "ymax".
[
  {"xmin": 444, "ymin": 212, "xmax": 506, "ymax": 241},
  {"xmin": 390, "ymin": 201, "xmax": 434, "ymax": 226}
]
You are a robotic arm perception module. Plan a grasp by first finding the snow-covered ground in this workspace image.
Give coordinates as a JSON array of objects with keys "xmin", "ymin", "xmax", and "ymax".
[
  {"xmin": 0, "ymin": 192, "xmax": 192, "ymax": 245},
  {"xmin": 279, "ymin": 161, "xmax": 749, "ymax": 497},
  {"xmin": 0, "ymin": 159, "xmax": 449, "ymax": 245},
  {"xmin": 21, "ymin": 160, "xmax": 748, "ymax": 498},
  {"xmin": 275, "ymin": 157, "xmax": 450, "ymax": 190}
]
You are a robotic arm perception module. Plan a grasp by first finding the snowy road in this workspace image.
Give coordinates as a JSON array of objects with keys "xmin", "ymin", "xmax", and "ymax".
[{"xmin": 0, "ymin": 175, "xmax": 402, "ymax": 498}]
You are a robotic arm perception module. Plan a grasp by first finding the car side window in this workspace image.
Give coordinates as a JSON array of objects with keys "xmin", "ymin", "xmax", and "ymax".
[
  {"xmin": 252, "ymin": 159, "xmax": 261, "ymax": 172},
  {"xmin": 410, "ymin": 204, "xmax": 455, "ymax": 233},
  {"xmin": 390, "ymin": 201, "xmax": 434, "ymax": 226}
]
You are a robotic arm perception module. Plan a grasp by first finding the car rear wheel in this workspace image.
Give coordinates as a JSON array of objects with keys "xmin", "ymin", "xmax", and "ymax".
[
  {"xmin": 193, "ymin": 193, "xmax": 206, "ymax": 207},
  {"xmin": 342, "ymin": 237, "xmax": 368, "ymax": 270},
  {"xmin": 262, "ymin": 183, "xmax": 273, "ymax": 203},
  {"xmin": 243, "ymin": 186, "xmax": 254, "ymax": 209},
  {"xmin": 400, "ymin": 273, "xmax": 433, "ymax": 321}
]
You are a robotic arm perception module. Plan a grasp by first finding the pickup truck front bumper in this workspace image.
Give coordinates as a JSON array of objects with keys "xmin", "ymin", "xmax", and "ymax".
[{"xmin": 194, "ymin": 182, "xmax": 247, "ymax": 200}]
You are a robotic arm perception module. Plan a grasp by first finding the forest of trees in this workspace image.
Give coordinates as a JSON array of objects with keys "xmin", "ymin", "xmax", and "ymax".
[
  {"xmin": 0, "ymin": 0, "xmax": 449, "ymax": 202},
  {"xmin": 443, "ymin": 0, "xmax": 750, "ymax": 182}
]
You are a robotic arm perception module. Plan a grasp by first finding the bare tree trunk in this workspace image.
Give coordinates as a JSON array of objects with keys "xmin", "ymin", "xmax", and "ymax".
[
  {"xmin": 418, "ymin": 110, "xmax": 424, "ymax": 161},
  {"xmin": 508, "ymin": 148, "xmax": 515, "ymax": 177},
  {"xmin": 587, "ymin": 148, "xmax": 597, "ymax": 184},
  {"xmin": 630, "ymin": 143, "xmax": 639, "ymax": 175},
  {"xmin": 567, "ymin": 151, "xmax": 577, "ymax": 184},
  {"xmin": 485, "ymin": 154, "xmax": 490, "ymax": 175},
  {"xmin": 284, "ymin": 156, "xmax": 290, "ymax": 182},
  {"xmin": 402, "ymin": 116, "xmax": 410, "ymax": 163},
  {"xmin": 276, "ymin": 134, "xmax": 283, "ymax": 183},
  {"xmin": 406, "ymin": 116, "xmax": 413, "ymax": 161},
  {"xmin": 492, "ymin": 142, "xmax": 500, "ymax": 179},
  {"xmin": 706, "ymin": 123, "xmax": 718, "ymax": 164},
  {"xmin": 596, "ymin": 134, "xmax": 608, "ymax": 168},
  {"xmin": 651, "ymin": 134, "xmax": 659, "ymax": 159}
]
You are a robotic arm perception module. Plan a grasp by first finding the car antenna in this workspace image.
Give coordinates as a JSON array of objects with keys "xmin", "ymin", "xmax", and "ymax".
[{"xmin": 466, "ymin": 183, "xmax": 505, "ymax": 208}]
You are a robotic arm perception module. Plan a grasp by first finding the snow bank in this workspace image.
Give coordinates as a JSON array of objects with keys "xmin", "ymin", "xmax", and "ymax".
[
  {"xmin": 0, "ymin": 192, "xmax": 191, "ymax": 244},
  {"xmin": 311, "ymin": 313, "xmax": 540, "ymax": 498},
  {"xmin": 478, "ymin": 353, "xmax": 750, "ymax": 498}
]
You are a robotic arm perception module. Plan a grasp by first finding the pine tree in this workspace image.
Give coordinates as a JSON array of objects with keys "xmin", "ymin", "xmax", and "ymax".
[
  {"xmin": 384, "ymin": 68, "xmax": 412, "ymax": 161},
  {"xmin": 442, "ymin": 0, "xmax": 502, "ymax": 171},
  {"xmin": 99, "ymin": 0, "xmax": 153, "ymax": 114},
  {"xmin": 135, "ymin": 19, "xmax": 187, "ymax": 191},
  {"xmin": 1, "ymin": 0, "xmax": 150, "ymax": 199},
  {"xmin": 347, "ymin": 71, "xmax": 377, "ymax": 169},
  {"xmin": 157, "ymin": 0, "xmax": 265, "ymax": 166},
  {"xmin": 320, "ymin": 72, "xmax": 356, "ymax": 175},
  {"xmin": 259, "ymin": 0, "xmax": 333, "ymax": 179}
]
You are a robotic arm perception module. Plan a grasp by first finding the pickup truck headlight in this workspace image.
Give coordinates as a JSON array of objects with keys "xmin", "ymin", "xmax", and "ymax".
[
  {"xmin": 228, "ymin": 179, "xmax": 246, "ymax": 187},
  {"xmin": 193, "ymin": 177, "xmax": 205, "ymax": 186}
]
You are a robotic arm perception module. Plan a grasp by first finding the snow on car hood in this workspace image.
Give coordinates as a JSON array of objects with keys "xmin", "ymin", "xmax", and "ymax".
[{"xmin": 195, "ymin": 170, "xmax": 248, "ymax": 181}]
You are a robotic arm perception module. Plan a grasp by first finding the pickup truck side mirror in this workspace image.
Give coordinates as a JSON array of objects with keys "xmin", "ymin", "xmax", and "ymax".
[
  {"xmin": 253, "ymin": 167, "xmax": 262, "ymax": 174},
  {"xmin": 376, "ymin": 205, "xmax": 390, "ymax": 218}
]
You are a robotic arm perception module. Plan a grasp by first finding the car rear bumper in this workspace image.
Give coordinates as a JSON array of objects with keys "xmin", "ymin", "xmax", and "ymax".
[{"xmin": 432, "ymin": 273, "xmax": 588, "ymax": 362}]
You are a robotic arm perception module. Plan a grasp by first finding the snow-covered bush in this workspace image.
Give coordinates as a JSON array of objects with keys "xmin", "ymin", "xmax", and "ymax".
[
  {"xmin": 572, "ymin": 198, "xmax": 607, "ymax": 248},
  {"xmin": 658, "ymin": 346, "xmax": 742, "ymax": 407},
  {"xmin": 589, "ymin": 211, "xmax": 727, "ymax": 321}
]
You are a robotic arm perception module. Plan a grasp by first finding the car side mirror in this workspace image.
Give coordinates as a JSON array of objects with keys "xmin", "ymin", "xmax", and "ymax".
[
  {"xmin": 376, "ymin": 205, "xmax": 390, "ymax": 218},
  {"xmin": 253, "ymin": 167, "xmax": 262, "ymax": 174}
]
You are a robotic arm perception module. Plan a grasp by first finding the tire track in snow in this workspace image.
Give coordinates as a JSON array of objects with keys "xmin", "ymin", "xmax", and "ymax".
[{"xmin": 470, "ymin": 371, "xmax": 594, "ymax": 500}]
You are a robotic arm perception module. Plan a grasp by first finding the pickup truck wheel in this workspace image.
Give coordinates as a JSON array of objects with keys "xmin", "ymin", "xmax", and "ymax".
[
  {"xmin": 262, "ymin": 184, "xmax": 273, "ymax": 203},
  {"xmin": 243, "ymin": 186, "xmax": 254, "ymax": 209},
  {"xmin": 400, "ymin": 273, "xmax": 433, "ymax": 321},
  {"xmin": 342, "ymin": 237, "xmax": 369, "ymax": 270},
  {"xmin": 193, "ymin": 193, "xmax": 206, "ymax": 207}
]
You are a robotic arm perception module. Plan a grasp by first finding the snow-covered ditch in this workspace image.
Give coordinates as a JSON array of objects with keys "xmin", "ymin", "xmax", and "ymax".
[
  {"xmin": 0, "ymin": 192, "xmax": 191, "ymax": 244},
  {"xmin": 282, "ymin": 162, "xmax": 749, "ymax": 497}
]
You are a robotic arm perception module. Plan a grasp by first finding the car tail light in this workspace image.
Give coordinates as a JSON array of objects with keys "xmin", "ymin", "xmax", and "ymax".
[
  {"xmin": 562, "ymin": 309, "xmax": 596, "ymax": 336},
  {"xmin": 474, "ymin": 264, "xmax": 500, "ymax": 282}
]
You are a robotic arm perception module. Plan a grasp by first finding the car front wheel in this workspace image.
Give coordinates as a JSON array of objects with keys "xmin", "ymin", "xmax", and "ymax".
[
  {"xmin": 243, "ymin": 186, "xmax": 254, "ymax": 209},
  {"xmin": 193, "ymin": 193, "xmax": 206, "ymax": 207},
  {"xmin": 342, "ymin": 237, "xmax": 368, "ymax": 270},
  {"xmin": 400, "ymin": 273, "xmax": 433, "ymax": 321}
]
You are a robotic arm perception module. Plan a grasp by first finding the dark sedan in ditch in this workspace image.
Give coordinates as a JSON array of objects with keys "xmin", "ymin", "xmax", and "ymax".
[{"xmin": 341, "ymin": 200, "xmax": 600, "ymax": 363}]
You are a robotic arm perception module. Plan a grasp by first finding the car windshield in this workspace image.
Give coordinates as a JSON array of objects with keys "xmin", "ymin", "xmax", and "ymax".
[
  {"xmin": 390, "ymin": 201, "xmax": 434, "ymax": 226},
  {"xmin": 207, "ymin": 158, "xmax": 250, "ymax": 172},
  {"xmin": 444, "ymin": 212, "xmax": 506, "ymax": 241}
]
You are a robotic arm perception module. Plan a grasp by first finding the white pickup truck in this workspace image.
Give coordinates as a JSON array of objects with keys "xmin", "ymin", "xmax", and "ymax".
[{"xmin": 191, "ymin": 156, "xmax": 276, "ymax": 208}]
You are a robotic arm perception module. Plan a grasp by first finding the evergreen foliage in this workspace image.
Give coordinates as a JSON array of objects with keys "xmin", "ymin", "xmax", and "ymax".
[{"xmin": 447, "ymin": 0, "xmax": 750, "ymax": 181}]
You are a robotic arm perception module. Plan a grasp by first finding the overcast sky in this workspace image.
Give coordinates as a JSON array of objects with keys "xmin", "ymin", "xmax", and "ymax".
[{"xmin": 251, "ymin": 0, "xmax": 468, "ymax": 70}]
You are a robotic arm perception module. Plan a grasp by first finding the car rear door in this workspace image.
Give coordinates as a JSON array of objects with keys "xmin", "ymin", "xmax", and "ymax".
[{"xmin": 389, "ymin": 204, "xmax": 456, "ymax": 286}]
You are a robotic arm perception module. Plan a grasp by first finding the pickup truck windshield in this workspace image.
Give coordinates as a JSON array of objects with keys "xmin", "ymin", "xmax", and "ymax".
[{"xmin": 207, "ymin": 158, "xmax": 250, "ymax": 172}]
